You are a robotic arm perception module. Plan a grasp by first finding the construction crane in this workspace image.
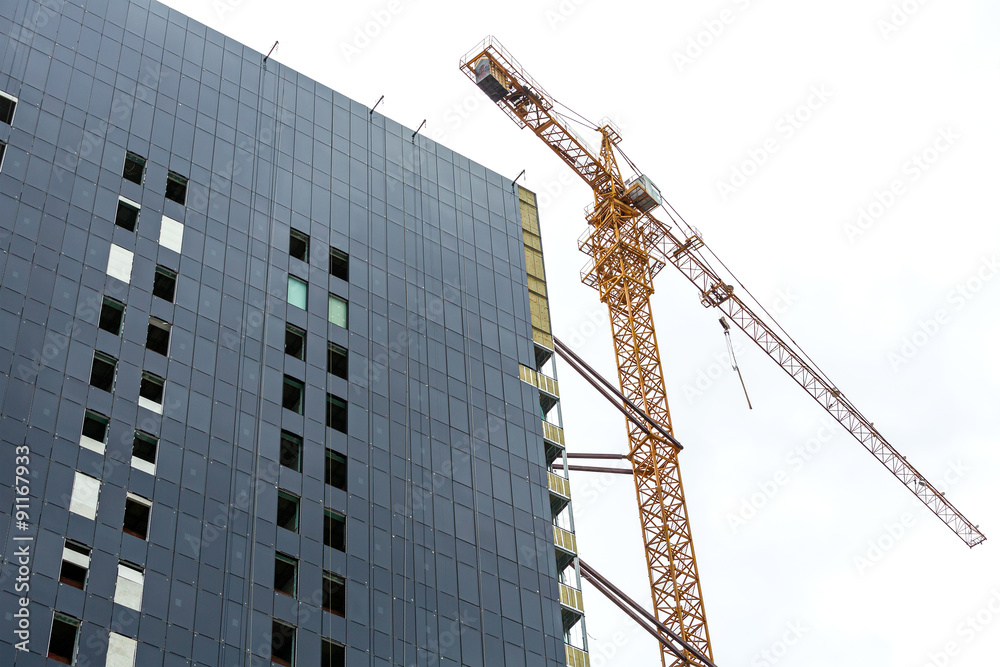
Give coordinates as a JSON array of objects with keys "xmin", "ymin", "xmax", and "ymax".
[{"xmin": 459, "ymin": 36, "xmax": 986, "ymax": 667}]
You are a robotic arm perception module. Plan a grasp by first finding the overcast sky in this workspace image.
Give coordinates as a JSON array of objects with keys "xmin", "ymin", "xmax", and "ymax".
[{"xmin": 160, "ymin": 1, "xmax": 999, "ymax": 664}]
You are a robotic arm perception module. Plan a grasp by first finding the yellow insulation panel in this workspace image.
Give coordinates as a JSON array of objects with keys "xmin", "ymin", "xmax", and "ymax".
[
  {"xmin": 518, "ymin": 186, "xmax": 553, "ymax": 349},
  {"xmin": 565, "ymin": 645, "xmax": 590, "ymax": 667}
]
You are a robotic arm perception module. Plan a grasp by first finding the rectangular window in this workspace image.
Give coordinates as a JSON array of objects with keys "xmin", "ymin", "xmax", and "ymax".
[
  {"xmin": 325, "ymin": 450, "xmax": 347, "ymax": 491},
  {"xmin": 274, "ymin": 553, "xmax": 297, "ymax": 596},
  {"xmin": 288, "ymin": 276, "xmax": 307, "ymax": 310},
  {"xmin": 0, "ymin": 90, "xmax": 17, "ymax": 125},
  {"xmin": 153, "ymin": 265, "xmax": 177, "ymax": 301},
  {"xmin": 106, "ymin": 632, "xmax": 137, "ymax": 667},
  {"xmin": 328, "ymin": 294, "xmax": 347, "ymax": 328},
  {"xmin": 48, "ymin": 612, "xmax": 80, "ymax": 664},
  {"xmin": 123, "ymin": 493, "xmax": 151, "ymax": 539},
  {"xmin": 107, "ymin": 244, "xmax": 134, "ymax": 283},
  {"xmin": 276, "ymin": 491, "xmax": 299, "ymax": 532},
  {"xmin": 69, "ymin": 471, "xmax": 100, "ymax": 520},
  {"xmin": 165, "ymin": 171, "xmax": 188, "ymax": 204},
  {"xmin": 159, "ymin": 215, "xmax": 184, "ymax": 254},
  {"xmin": 0, "ymin": 141, "xmax": 5, "ymax": 170},
  {"xmin": 115, "ymin": 197, "xmax": 140, "ymax": 232},
  {"xmin": 59, "ymin": 541, "xmax": 91, "ymax": 589},
  {"xmin": 132, "ymin": 431, "xmax": 158, "ymax": 475},
  {"xmin": 282, "ymin": 376, "xmax": 304, "ymax": 414},
  {"xmin": 139, "ymin": 372, "xmax": 165, "ymax": 413},
  {"xmin": 98, "ymin": 297, "xmax": 125, "ymax": 335},
  {"xmin": 321, "ymin": 639, "xmax": 346, "ymax": 667},
  {"xmin": 123, "ymin": 151, "xmax": 145, "ymax": 185},
  {"xmin": 80, "ymin": 410, "xmax": 109, "ymax": 454},
  {"xmin": 271, "ymin": 619, "xmax": 295, "ymax": 667},
  {"xmin": 114, "ymin": 562, "xmax": 144, "ymax": 610},
  {"xmin": 145, "ymin": 317, "xmax": 170, "ymax": 356},
  {"xmin": 326, "ymin": 394, "xmax": 347, "ymax": 433},
  {"xmin": 322, "ymin": 572, "xmax": 346, "ymax": 616},
  {"xmin": 90, "ymin": 352, "xmax": 117, "ymax": 392},
  {"xmin": 289, "ymin": 229, "xmax": 309, "ymax": 262},
  {"xmin": 323, "ymin": 510, "xmax": 346, "ymax": 551},
  {"xmin": 329, "ymin": 247, "xmax": 348, "ymax": 281},
  {"xmin": 327, "ymin": 343, "xmax": 347, "ymax": 379},
  {"xmin": 284, "ymin": 324, "xmax": 305, "ymax": 360},
  {"xmin": 279, "ymin": 431, "xmax": 302, "ymax": 472}
]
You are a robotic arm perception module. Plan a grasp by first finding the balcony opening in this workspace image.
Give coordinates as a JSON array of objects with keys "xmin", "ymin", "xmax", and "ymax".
[
  {"xmin": 90, "ymin": 352, "xmax": 117, "ymax": 391},
  {"xmin": 122, "ymin": 151, "xmax": 145, "ymax": 184},
  {"xmin": 327, "ymin": 342, "xmax": 347, "ymax": 379},
  {"xmin": 115, "ymin": 197, "xmax": 140, "ymax": 232},
  {"xmin": 276, "ymin": 491, "xmax": 299, "ymax": 532},
  {"xmin": 284, "ymin": 324, "xmax": 305, "ymax": 360},
  {"xmin": 98, "ymin": 297, "xmax": 125, "ymax": 335},
  {"xmin": 47, "ymin": 613, "xmax": 80, "ymax": 664},
  {"xmin": 289, "ymin": 229, "xmax": 309, "ymax": 262},
  {"xmin": 153, "ymin": 266, "xmax": 177, "ymax": 302},
  {"xmin": 325, "ymin": 450, "xmax": 347, "ymax": 491},
  {"xmin": 279, "ymin": 431, "xmax": 302, "ymax": 472},
  {"xmin": 329, "ymin": 247, "xmax": 348, "ymax": 281},
  {"xmin": 165, "ymin": 171, "xmax": 187, "ymax": 205}
]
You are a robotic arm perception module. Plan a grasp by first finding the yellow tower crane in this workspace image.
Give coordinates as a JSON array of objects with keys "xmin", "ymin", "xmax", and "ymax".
[{"xmin": 459, "ymin": 36, "xmax": 986, "ymax": 667}]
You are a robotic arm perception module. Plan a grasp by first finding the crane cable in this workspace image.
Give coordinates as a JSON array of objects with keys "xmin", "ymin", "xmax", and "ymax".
[{"xmin": 720, "ymin": 317, "xmax": 753, "ymax": 410}]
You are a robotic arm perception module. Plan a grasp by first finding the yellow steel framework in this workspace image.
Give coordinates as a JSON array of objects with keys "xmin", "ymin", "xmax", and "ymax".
[{"xmin": 460, "ymin": 35, "xmax": 985, "ymax": 667}]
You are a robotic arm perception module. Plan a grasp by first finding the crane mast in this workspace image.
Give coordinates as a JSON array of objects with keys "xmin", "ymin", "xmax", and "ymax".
[
  {"xmin": 460, "ymin": 35, "xmax": 985, "ymax": 667},
  {"xmin": 463, "ymin": 38, "xmax": 712, "ymax": 665}
]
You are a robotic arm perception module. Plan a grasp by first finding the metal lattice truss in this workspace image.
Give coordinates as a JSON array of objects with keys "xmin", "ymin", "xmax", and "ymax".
[{"xmin": 646, "ymin": 217, "xmax": 986, "ymax": 548}]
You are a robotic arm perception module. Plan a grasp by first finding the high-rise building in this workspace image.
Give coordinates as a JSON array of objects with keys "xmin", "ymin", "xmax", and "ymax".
[{"xmin": 0, "ymin": 0, "xmax": 589, "ymax": 665}]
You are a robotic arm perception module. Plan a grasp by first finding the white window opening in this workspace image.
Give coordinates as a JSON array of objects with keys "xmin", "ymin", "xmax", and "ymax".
[
  {"xmin": 114, "ymin": 562, "xmax": 144, "ymax": 610},
  {"xmin": 159, "ymin": 215, "xmax": 184, "ymax": 254},
  {"xmin": 107, "ymin": 244, "xmax": 134, "ymax": 283},
  {"xmin": 107, "ymin": 632, "xmax": 137, "ymax": 667},
  {"xmin": 59, "ymin": 541, "xmax": 91, "ymax": 589},
  {"xmin": 80, "ymin": 410, "xmax": 109, "ymax": 454},
  {"xmin": 69, "ymin": 472, "xmax": 100, "ymax": 520}
]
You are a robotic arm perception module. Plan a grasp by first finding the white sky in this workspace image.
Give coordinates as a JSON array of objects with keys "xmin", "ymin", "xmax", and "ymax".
[{"xmin": 161, "ymin": 1, "xmax": 1000, "ymax": 665}]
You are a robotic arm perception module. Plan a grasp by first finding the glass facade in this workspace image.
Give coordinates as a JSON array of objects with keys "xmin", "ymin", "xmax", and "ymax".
[{"xmin": 0, "ymin": 1, "xmax": 570, "ymax": 666}]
